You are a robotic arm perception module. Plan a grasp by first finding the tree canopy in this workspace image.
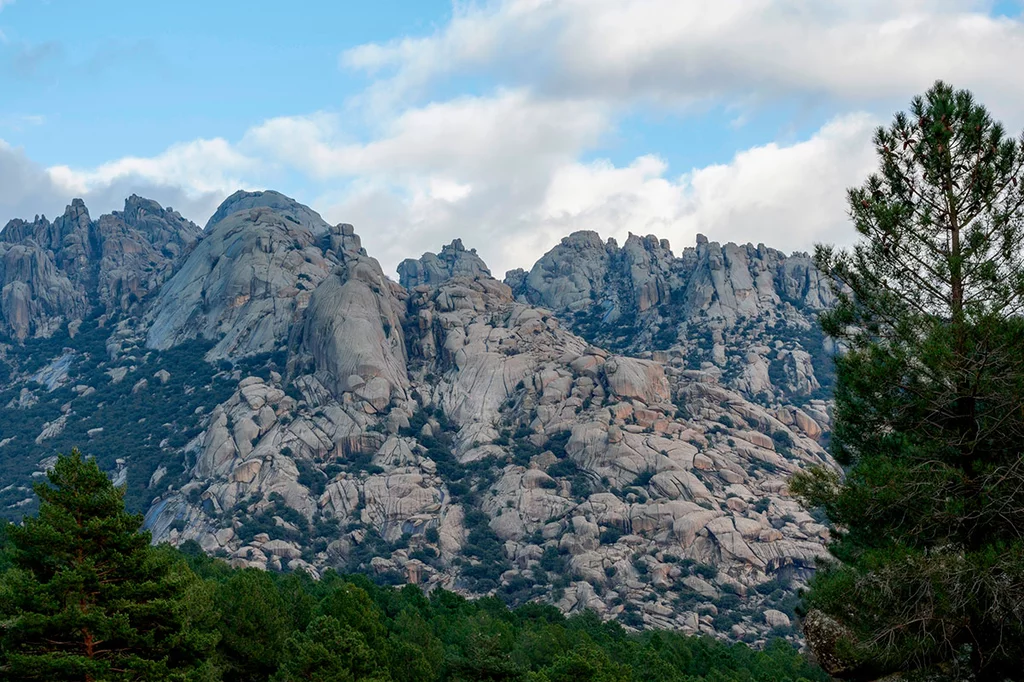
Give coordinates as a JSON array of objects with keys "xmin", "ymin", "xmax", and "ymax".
[
  {"xmin": 0, "ymin": 453, "xmax": 829, "ymax": 682},
  {"xmin": 795, "ymin": 80, "xmax": 1024, "ymax": 681},
  {"xmin": 0, "ymin": 449, "xmax": 217, "ymax": 681}
]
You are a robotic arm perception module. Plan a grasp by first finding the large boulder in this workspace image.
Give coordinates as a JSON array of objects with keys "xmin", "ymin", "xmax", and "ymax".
[
  {"xmin": 0, "ymin": 244, "xmax": 85, "ymax": 340},
  {"xmin": 291, "ymin": 251, "xmax": 409, "ymax": 404}
]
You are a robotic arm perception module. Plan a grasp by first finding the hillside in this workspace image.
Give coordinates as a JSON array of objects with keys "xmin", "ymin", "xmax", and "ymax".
[{"xmin": 0, "ymin": 191, "xmax": 838, "ymax": 645}]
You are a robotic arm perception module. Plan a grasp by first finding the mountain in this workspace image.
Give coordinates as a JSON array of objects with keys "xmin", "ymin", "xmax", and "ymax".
[
  {"xmin": 0, "ymin": 192, "xmax": 838, "ymax": 645},
  {"xmin": 505, "ymin": 231, "xmax": 837, "ymax": 406},
  {"xmin": 0, "ymin": 195, "xmax": 201, "ymax": 341}
]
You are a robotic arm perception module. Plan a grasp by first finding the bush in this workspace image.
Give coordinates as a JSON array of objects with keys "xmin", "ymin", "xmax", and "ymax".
[
  {"xmin": 693, "ymin": 563, "xmax": 718, "ymax": 580},
  {"xmin": 771, "ymin": 430, "xmax": 793, "ymax": 449},
  {"xmin": 631, "ymin": 469, "xmax": 655, "ymax": 488},
  {"xmin": 599, "ymin": 527, "xmax": 623, "ymax": 545}
]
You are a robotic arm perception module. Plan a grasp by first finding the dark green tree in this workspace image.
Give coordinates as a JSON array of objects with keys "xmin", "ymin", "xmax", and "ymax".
[
  {"xmin": 444, "ymin": 611, "xmax": 523, "ymax": 681},
  {"xmin": 0, "ymin": 521, "xmax": 12, "ymax": 573},
  {"xmin": 386, "ymin": 608, "xmax": 443, "ymax": 682},
  {"xmin": 794, "ymin": 81, "xmax": 1024, "ymax": 680},
  {"xmin": 539, "ymin": 642, "xmax": 631, "ymax": 682},
  {"xmin": 213, "ymin": 569, "xmax": 291, "ymax": 682},
  {"xmin": 271, "ymin": 615, "xmax": 389, "ymax": 682},
  {"xmin": 0, "ymin": 449, "xmax": 217, "ymax": 681}
]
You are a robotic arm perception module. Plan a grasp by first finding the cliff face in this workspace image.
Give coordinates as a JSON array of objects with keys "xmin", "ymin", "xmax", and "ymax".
[
  {"xmin": 0, "ymin": 193, "xmax": 838, "ymax": 645},
  {"xmin": 506, "ymin": 231, "xmax": 836, "ymax": 405},
  {"xmin": 145, "ymin": 190, "xmax": 342, "ymax": 360},
  {"xmin": 0, "ymin": 196, "xmax": 201, "ymax": 341}
]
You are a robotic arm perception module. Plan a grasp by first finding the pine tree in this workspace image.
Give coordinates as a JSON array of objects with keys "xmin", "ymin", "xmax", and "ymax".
[
  {"xmin": 0, "ymin": 449, "xmax": 217, "ymax": 681},
  {"xmin": 213, "ymin": 569, "xmax": 291, "ymax": 682},
  {"xmin": 271, "ymin": 615, "xmax": 389, "ymax": 682},
  {"xmin": 793, "ymin": 81, "xmax": 1024, "ymax": 680}
]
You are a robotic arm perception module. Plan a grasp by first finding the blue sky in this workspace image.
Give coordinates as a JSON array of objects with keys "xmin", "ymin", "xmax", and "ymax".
[
  {"xmin": 3, "ymin": 0, "xmax": 1024, "ymax": 275},
  {"xmin": 0, "ymin": 1, "xmax": 450, "ymax": 163}
]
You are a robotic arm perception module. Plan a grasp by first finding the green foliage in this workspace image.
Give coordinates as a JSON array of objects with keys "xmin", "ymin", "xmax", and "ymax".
[
  {"xmin": 546, "ymin": 458, "xmax": 577, "ymax": 479},
  {"xmin": 234, "ymin": 496, "xmax": 310, "ymax": 547},
  {"xmin": 692, "ymin": 563, "xmax": 718, "ymax": 581},
  {"xmin": 215, "ymin": 570, "xmax": 292, "ymax": 682},
  {"xmin": 599, "ymin": 526, "xmax": 623, "ymax": 546},
  {"xmin": 295, "ymin": 459, "xmax": 326, "ymax": 497},
  {"xmin": 0, "ymin": 333, "xmax": 236, "ymax": 519},
  {"xmin": 271, "ymin": 615, "xmax": 388, "ymax": 682},
  {"xmin": 0, "ymin": 490, "xmax": 830, "ymax": 682},
  {"xmin": 460, "ymin": 509, "xmax": 511, "ymax": 592},
  {"xmin": 0, "ymin": 450, "xmax": 217, "ymax": 681},
  {"xmin": 630, "ymin": 469, "xmax": 655, "ymax": 488},
  {"xmin": 545, "ymin": 430, "xmax": 571, "ymax": 459},
  {"xmin": 795, "ymin": 81, "xmax": 1024, "ymax": 681}
]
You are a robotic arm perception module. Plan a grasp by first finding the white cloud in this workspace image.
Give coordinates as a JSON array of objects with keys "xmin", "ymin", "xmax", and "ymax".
[
  {"xmin": 309, "ymin": 0, "xmax": 1024, "ymax": 273},
  {"xmin": 241, "ymin": 90, "xmax": 609, "ymax": 181},
  {"xmin": 0, "ymin": 138, "xmax": 65, "ymax": 220},
  {"xmin": 343, "ymin": 0, "xmax": 1024, "ymax": 114},
  {"xmin": 311, "ymin": 113, "xmax": 879, "ymax": 278},
  {"xmin": 0, "ymin": 103, "xmax": 881, "ymax": 280},
  {"xmin": 47, "ymin": 138, "xmax": 259, "ymax": 198},
  {"xmin": 9, "ymin": 0, "xmax": 1010, "ymax": 281},
  {"xmin": 0, "ymin": 138, "xmax": 233, "ymax": 230},
  {"xmin": 673, "ymin": 113, "xmax": 879, "ymax": 252}
]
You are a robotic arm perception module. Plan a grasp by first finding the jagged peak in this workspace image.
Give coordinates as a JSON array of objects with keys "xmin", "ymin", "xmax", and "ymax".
[
  {"xmin": 552, "ymin": 229, "xmax": 810, "ymax": 264},
  {"xmin": 558, "ymin": 230, "xmax": 607, "ymax": 250},
  {"xmin": 2, "ymin": 195, "xmax": 204, "ymax": 249},
  {"xmin": 397, "ymin": 238, "xmax": 492, "ymax": 290},
  {"xmin": 54, "ymin": 198, "xmax": 91, "ymax": 226},
  {"xmin": 440, "ymin": 238, "xmax": 471, "ymax": 254},
  {"xmin": 623, "ymin": 231, "xmax": 673, "ymax": 255},
  {"xmin": 327, "ymin": 222, "xmax": 369, "ymax": 259},
  {"xmin": 0, "ymin": 216, "xmax": 44, "ymax": 242}
]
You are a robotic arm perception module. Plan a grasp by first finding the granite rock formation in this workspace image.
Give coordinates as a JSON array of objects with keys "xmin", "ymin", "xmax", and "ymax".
[
  {"xmin": 0, "ymin": 196, "xmax": 201, "ymax": 340},
  {"xmin": 506, "ymin": 231, "xmax": 837, "ymax": 406},
  {"xmin": 0, "ymin": 193, "xmax": 839, "ymax": 647},
  {"xmin": 146, "ymin": 191, "xmax": 342, "ymax": 360},
  {"xmin": 397, "ymin": 238, "xmax": 491, "ymax": 289}
]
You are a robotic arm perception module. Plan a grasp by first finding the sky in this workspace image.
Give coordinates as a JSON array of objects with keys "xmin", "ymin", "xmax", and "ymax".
[{"xmin": 2, "ymin": 0, "xmax": 1024, "ymax": 277}]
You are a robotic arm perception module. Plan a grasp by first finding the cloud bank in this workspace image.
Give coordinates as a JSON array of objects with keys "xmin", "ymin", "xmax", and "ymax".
[{"xmin": 3, "ymin": 0, "xmax": 1023, "ymax": 276}]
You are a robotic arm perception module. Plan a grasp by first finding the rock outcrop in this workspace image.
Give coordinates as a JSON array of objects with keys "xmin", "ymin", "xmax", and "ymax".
[
  {"xmin": 0, "ymin": 243, "xmax": 85, "ymax": 340},
  {"xmin": 146, "ymin": 191, "xmax": 340, "ymax": 359},
  {"xmin": 397, "ymin": 238, "xmax": 492, "ymax": 289},
  {"xmin": 141, "ymin": 228, "xmax": 837, "ymax": 645},
  {"xmin": 0, "ymin": 196, "xmax": 201, "ymax": 340},
  {"xmin": 0, "ymin": 193, "xmax": 840, "ymax": 647},
  {"xmin": 506, "ymin": 231, "xmax": 837, "ymax": 405},
  {"xmin": 289, "ymin": 241, "xmax": 410, "ymax": 405}
]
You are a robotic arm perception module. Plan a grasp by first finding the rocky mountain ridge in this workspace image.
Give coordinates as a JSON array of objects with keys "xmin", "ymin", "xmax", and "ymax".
[
  {"xmin": 0, "ymin": 196, "xmax": 201, "ymax": 341},
  {"xmin": 506, "ymin": 231, "xmax": 837, "ymax": 406},
  {"xmin": 0, "ymin": 192, "xmax": 839, "ymax": 645}
]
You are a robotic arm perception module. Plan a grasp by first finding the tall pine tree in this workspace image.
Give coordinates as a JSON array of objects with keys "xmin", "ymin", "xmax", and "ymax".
[
  {"xmin": 794, "ymin": 81, "xmax": 1024, "ymax": 680},
  {"xmin": 0, "ymin": 449, "xmax": 217, "ymax": 681}
]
